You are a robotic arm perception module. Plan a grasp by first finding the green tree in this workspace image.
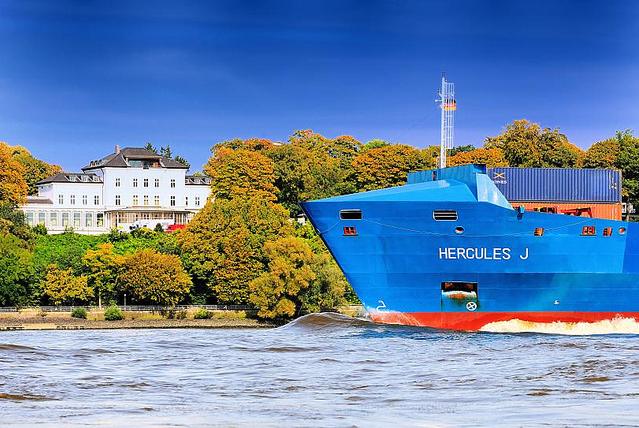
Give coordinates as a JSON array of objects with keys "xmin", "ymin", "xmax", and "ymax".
[
  {"xmin": 268, "ymin": 143, "xmax": 347, "ymax": 215},
  {"xmin": 249, "ymin": 236, "xmax": 316, "ymax": 320},
  {"xmin": 119, "ymin": 249, "xmax": 192, "ymax": 307},
  {"xmin": 0, "ymin": 203, "xmax": 33, "ymax": 242},
  {"xmin": 42, "ymin": 265, "xmax": 93, "ymax": 305},
  {"xmin": 0, "ymin": 234, "xmax": 34, "ymax": 306},
  {"xmin": 449, "ymin": 145, "xmax": 476, "ymax": 156},
  {"xmin": 484, "ymin": 119, "xmax": 583, "ymax": 167},
  {"xmin": 362, "ymin": 139, "xmax": 390, "ymax": 151},
  {"xmin": 615, "ymin": 130, "xmax": 639, "ymax": 205},
  {"xmin": 178, "ymin": 196, "xmax": 293, "ymax": 304},
  {"xmin": 352, "ymin": 144, "xmax": 434, "ymax": 191}
]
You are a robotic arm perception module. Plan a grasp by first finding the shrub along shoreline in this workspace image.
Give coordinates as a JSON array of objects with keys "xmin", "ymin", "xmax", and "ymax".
[{"xmin": 0, "ymin": 307, "xmax": 273, "ymax": 330}]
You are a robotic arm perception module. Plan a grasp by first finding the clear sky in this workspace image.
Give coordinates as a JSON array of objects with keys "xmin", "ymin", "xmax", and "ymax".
[{"xmin": 0, "ymin": 0, "xmax": 637, "ymax": 171}]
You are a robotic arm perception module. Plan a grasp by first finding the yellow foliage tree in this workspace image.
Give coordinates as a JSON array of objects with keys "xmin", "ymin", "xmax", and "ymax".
[
  {"xmin": 119, "ymin": 249, "xmax": 192, "ymax": 307},
  {"xmin": 0, "ymin": 143, "xmax": 28, "ymax": 205},
  {"xmin": 178, "ymin": 196, "xmax": 293, "ymax": 304},
  {"xmin": 249, "ymin": 236, "xmax": 316, "ymax": 320},
  {"xmin": 82, "ymin": 243, "xmax": 125, "ymax": 307},
  {"xmin": 448, "ymin": 148, "xmax": 509, "ymax": 167},
  {"xmin": 582, "ymin": 138, "xmax": 620, "ymax": 169},
  {"xmin": 205, "ymin": 147, "xmax": 277, "ymax": 200},
  {"xmin": 43, "ymin": 265, "xmax": 93, "ymax": 305},
  {"xmin": 10, "ymin": 145, "xmax": 62, "ymax": 195},
  {"xmin": 352, "ymin": 144, "xmax": 435, "ymax": 191}
]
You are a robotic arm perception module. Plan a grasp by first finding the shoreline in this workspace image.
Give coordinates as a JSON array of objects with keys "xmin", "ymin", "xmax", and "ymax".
[
  {"xmin": 0, "ymin": 305, "xmax": 364, "ymax": 331},
  {"xmin": 0, "ymin": 317, "xmax": 274, "ymax": 331}
]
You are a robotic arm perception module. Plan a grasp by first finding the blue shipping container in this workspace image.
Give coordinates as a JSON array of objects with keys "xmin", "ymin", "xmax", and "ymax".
[{"xmin": 487, "ymin": 167, "xmax": 621, "ymax": 203}]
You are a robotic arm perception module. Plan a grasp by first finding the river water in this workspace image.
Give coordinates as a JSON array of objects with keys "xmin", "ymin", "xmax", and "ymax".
[{"xmin": 2, "ymin": 313, "xmax": 639, "ymax": 427}]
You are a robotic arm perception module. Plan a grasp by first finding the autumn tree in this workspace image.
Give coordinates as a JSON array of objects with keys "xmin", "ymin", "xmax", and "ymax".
[
  {"xmin": 352, "ymin": 144, "xmax": 435, "ymax": 191},
  {"xmin": 178, "ymin": 196, "xmax": 293, "ymax": 304},
  {"xmin": 205, "ymin": 147, "xmax": 277, "ymax": 200},
  {"xmin": 119, "ymin": 249, "xmax": 192, "ymax": 307},
  {"xmin": 295, "ymin": 223, "xmax": 351, "ymax": 312},
  {"xmin": 43, "ymin": 265, "xmax": 93, "ymax": 305},
  {"xmin": 83, "ymin": 243, "xmax": 125, "ymax": 307},
  {"xmin": 582, "ymin": 137, "xmax": 621, "ymax": 169},
  {"xmin": 484, "ymin": 119, "xmax": 583, "ymax": 167},
  {"xmin": 216, "ymin": 137, "xmax": 277, "ymax": 152},
  {"xmin": 10, "ymin": 145, "xmax": 62, "ymax": 195},
  {"xmin": 448, "ymin": 147, "xmax": 509, "ymax": 167},
  {"xmin": 249, "ymin": 236, "xmax": 316, "ymax": 320},
  {"xmin": 0, "ymin": 143, "xmax": 28, "ymax": 205}
]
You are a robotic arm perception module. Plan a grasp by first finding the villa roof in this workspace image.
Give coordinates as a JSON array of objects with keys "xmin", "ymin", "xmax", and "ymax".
[
  {"xmin": 82, "ymin": 146, "xmax": 188, "ymax": 171},
  {"xmin": 36, "ymin": 172, "xmax": 103, "ymax": 185}
]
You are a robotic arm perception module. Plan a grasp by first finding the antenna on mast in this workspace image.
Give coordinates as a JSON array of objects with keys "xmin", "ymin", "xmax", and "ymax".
[{"xmin": 437, "ymin": 73, "xmax": 456, "ymax": 168}]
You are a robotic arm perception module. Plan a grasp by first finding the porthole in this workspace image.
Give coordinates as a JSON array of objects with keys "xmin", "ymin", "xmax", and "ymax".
[
  {"xmin": 619, "ymin": 227, "xmax": 627, "ymax": 235},
  {"xmin": 455, "ymin": 226, "xmax": 464, "ymax": 234}
]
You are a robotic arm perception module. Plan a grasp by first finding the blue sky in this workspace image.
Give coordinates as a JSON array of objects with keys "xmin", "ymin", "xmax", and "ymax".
[{"xmin": 0, "ymin": 0, "xmax": 637, "ymax": 171}]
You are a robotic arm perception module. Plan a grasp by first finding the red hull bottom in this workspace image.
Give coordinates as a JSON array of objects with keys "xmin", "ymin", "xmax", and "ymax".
[{"xmin": 369, "ymin": 311, "xmax": 639, "ymax": 331}]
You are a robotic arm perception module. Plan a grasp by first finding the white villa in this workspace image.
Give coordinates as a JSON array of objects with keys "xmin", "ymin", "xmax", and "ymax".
[{"xmin": 21, "ymin": 146, "xmax": 211, "ymax": 234}]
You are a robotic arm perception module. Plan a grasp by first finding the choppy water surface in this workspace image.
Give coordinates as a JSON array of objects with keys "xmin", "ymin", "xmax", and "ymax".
[{"xmin": 2, "ymin": 314, "xmax": 639, "ymax": 427}]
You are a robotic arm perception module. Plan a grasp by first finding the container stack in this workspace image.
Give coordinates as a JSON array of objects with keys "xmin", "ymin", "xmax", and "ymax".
[{"xmin": 487, "ymin": 167, "xmax": 623, "ymax": 220}]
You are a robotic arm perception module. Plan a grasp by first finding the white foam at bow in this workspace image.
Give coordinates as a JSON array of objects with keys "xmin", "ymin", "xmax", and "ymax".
[{"xmin": 480, "ymin": 316, "xmax": 639, "ymax": 335}]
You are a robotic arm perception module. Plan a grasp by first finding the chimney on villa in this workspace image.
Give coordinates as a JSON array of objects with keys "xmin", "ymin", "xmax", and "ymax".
[{"xmin": 115, "ymin": 144, "xmax": 121, "ymax": 154}]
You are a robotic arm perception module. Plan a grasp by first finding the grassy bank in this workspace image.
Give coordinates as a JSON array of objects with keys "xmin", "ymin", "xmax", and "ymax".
[{"xmin": 0, "ymin": 308, "xmax": 273, "ymax": 331}]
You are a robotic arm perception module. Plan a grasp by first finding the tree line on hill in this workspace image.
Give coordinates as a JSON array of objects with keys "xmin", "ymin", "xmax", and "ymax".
[{"xmin": 1, "ymin": 120, "xmax": 638, "ymax": 320}]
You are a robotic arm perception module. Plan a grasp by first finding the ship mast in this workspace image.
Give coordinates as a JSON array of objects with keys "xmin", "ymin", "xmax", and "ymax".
[{"xmin": 437, "ymin": 74, "xmax": 456, "ymax": 168}]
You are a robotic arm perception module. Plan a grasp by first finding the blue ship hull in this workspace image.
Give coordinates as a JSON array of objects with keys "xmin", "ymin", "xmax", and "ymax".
[{"xmin": 302, "ymin": 165, "xmax": 639, "ymax": 331}]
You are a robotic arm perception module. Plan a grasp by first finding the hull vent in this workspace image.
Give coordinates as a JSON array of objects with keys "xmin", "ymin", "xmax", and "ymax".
[{"xmin": 433, "ymin": 210, "xmax": 458, "ymax": 221}]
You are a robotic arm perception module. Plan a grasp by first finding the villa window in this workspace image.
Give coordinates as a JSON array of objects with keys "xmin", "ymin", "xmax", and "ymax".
[
  {"xmin": 195, "ymin": 196, "xmax": 200, "ymax": 206},
  {"xmin": 170, "ymin": 196, "xmax": 176, "ymax": 206},
  {"xmin": 58, "ymin": 195, "xmax": 64, "ymax": 205},
  {"xmin": 144, "ymin": 178, "xmax": 149, "ymax": 187},
  {"xmin": 133, "ymin": 178, "xmax": 138, "ymax": 188},
  {"xmin": 70, "ymin": 195, "xmax": 76, "ymax": 205},
  {"xmin": 185, "ymin": 196, "xmax": 189, "ymax": 206},
  {"xmin": 115, "ymin": 195, "xmax": 121, "ymax": 206},
  {"xmin": 155, "ymin": 179, "xmax": 160, "ymax": 188},
  {"xmin": 94, "ymin": 195, "xmax": 100, "ymax": 205},
  {"xmin": 73, "ymin": 212, "xmax": 81, "ymax": 228},
  {"xmin": 115, "ymin": 178, "xmax": 121, "ymax": 187},
  {"xmin": 50, "ymin": 212, "xmax": 58, "ymax": 227},
  {"xmin": 62, "ymin": 213, "xmax": 69, "ymax": 226},
  {"xmin": 38, "ymin": 212, "xmax": 45, "ymax": 225},
  {"xmin": 97, "ymin": 213, "xmax": 104, "ymax": 227},
  {"xmin": 170, "ymin": 179, "xmax": 176, "ymax": 188},
  {"xmin": 154, "ymin": 196, "xmax": 160, "ymax": 206},
  {"xmin": 132, "ymin": 195, "xmax": 139, "ymax": 206},
  {"xmin": 144, "ymin": 195, "xmax": 149, "ymax": 206},
  {"xmin": 82, "ymin": 195, "xmax": 88, "ymax": 205},
  {"xmin": 85, "ymin": 213, "xmax": 93, "ymax": 227}
]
